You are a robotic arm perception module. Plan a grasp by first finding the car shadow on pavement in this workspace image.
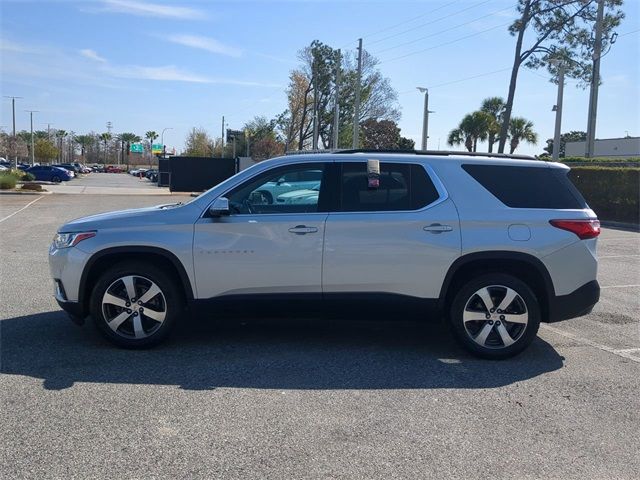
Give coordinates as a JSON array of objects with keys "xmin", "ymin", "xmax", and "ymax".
[{"xmin": 1, "ymin": 311, "xmax": 564, "ymax": 391}]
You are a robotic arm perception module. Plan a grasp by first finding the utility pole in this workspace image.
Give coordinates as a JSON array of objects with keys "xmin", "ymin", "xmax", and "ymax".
[
  {"xmin": 585, "ymin": 0, "xmax": 605, "ymax": 158},
  {"xmin": 417, "ymin": 88, "xmax": 432, "ymax": 150},
  {"xmin": 221, "ymin": 116, "xmax": 225, "ymax": 157},
  {"xmin": 312, "ymin": 57, "xmax": 319, "ymax": 151},
  {"xmin": 352, "ymin": 38, "xmax": 363, "ymax": 148},
  {"xmin": 4, "ymin": 96, "xmax": 23, "ymax": 168},
  {"xmin": 551, "ymin": 62, "xmax": 565, "ymax": 162},
  {"xmin": 332, "ymin": 49, "xmax": 341, "ymax": 150},
  {"xmin": 25, "ymin": 110, "xmax": 38, "ymax": 166}
]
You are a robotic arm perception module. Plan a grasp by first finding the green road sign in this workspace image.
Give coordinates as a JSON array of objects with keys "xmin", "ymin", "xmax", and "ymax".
[
  {"xmin": 152, "ymin": 144, "xmax": 163, "ymax": 154},
  {"xmin": 130, "ymin": 143, "xmax": 144, "ymax": 153}
]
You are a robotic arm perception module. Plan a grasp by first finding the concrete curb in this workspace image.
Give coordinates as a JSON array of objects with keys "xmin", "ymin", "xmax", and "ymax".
[{"xmin": 0, "ymin": 190, "xmax": 52, "ymax": 195}]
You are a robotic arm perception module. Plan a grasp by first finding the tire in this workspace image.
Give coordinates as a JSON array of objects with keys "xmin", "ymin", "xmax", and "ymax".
[
  {"xmin": 52, "ymin": 176, "xmax": 61, "ymax": 183},
  {"xmin": 449, "ymin": 273, "xmax": 540, "ymax": 360},
  {"xmin": 89, "ymin": 261, "xmax": 184, "ymax": 348}
]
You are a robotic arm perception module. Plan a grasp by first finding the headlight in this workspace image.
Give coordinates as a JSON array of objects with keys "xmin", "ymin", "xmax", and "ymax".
[{"xmin": 53, "ymin": 231, "xmax": 96, "ymax": 249}]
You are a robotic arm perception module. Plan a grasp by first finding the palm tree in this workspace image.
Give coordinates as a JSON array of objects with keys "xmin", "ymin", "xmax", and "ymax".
[
  {"xmin": 119, "ymin": 132, "xmax": 141, "ymax": 167},
  {"xmin": 447, "ymin": 128, "xmax": 472, "ymax": 152},
  {"xmin": 55, "ymin": 130, "xmax": 67, "ymax": 162},
  {"xmin": 145, "ymin": 131, "xmax": 158, "ymax": 156},
  {"xmin": 480, "ymin": 97, "xmax": 505, "ymax": 153},
  {"xmin": 99, "ymin": 132, "xmax": 112, "ymax": 163},
  {"xmin": 74, "ymin": 135, "xmax": 93, "ymax": 159},
  {"xmin": 448, "ymin": 111, "xmax": 493, "ymax": 152},
  {"xmin": 508, "ymin": 117, "xmax": 538, "ymax": 154}
]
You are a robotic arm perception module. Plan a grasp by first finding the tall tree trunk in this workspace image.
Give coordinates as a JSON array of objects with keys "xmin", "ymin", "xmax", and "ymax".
[
  {"xmin": 473, "ymin": 137, "xmax": 478, "ymax": 152},
  {"xmin": 498, "ymin": 0, "xmax": 531, "ymax": 153},
  {"xmin": 488, "ymin": 133, "xmax": 494, "ymax": 153}
]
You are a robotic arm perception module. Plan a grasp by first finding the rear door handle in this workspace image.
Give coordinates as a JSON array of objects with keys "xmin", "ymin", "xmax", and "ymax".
[
  {"xmin": 423, "ymin": 223, "xmax": 453, "ymax": 233},
  {"xmin": 288, "ymin": 225, "xmax": 318, "ymax": 235}
]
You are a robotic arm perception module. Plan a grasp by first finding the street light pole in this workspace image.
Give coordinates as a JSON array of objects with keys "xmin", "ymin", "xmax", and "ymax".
[
  {"xmin": 161, "ymin": 127, "xmax": 172, "ymax": 158},
  {"xmin": 551, "ymin": 63, "xmax": 565, "ymax": 162},
  {"xmin": 25, "ymin": 110, "xmax": 38, "ymax": 165},
  {"xmin": 4, "ymin": 96, "xmax": 23, "ymax": 168}
]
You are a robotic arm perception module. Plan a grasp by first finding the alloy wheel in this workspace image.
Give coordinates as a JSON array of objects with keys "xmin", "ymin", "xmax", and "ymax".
[
  {"xmin": 462, "ymin": 285, "xmax": 529, "ymax": 349},
  {"xmin": 101, "ymin": 275, "xmax": 167, "ymax": 339}
]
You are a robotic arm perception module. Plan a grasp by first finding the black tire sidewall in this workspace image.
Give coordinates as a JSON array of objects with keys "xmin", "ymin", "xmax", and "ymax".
[
  {"xmin": 52, "ymin": 176, "xmax": 60, "ymax": 183},
  {"xmin": 89, "ymin": 261, "xmax": 183, "ymax": 348},
  {"xmin": 450, "ymin": 273, "xmax": 541, "ymax": 360}
]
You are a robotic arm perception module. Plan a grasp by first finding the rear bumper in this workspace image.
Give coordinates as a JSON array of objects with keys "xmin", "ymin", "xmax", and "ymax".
[{"xmin": 546, "ymin": 280, "xmax": 600, "ymax": 323}]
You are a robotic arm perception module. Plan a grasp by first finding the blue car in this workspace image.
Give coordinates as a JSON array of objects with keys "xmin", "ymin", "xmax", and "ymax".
[{"xmin": 25, "ymin": 165, "xmax": 72, "ymax": 183}]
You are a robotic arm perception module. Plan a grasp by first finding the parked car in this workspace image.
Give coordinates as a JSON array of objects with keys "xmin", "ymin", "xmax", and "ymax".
[
  {"xmin": 105, "ymin": 165, "xmax": 126, "ymax": 173},
  {"xmin": 49, "ymin": 150, "xmax": 600, "ymax": 358},
  {"xmin": 0, "ymin": 165, "xmax": 8, "ymax": 172},
  {"xmin": 92, "ymin": 164, "xmax": 105, "ymax": 173},
  {"xmin": 130, "ymin": 168, "xmax": 148, "ymax": 176},
  {"xmin": 26, "ymin": 165, "xmax": 72, "ymax": 182},
  {"xmin": 144, "ymin": 169, "xmax": 158, "ymax": 182},
  {"xmin": 72, "ymin": 162, "xmax": 92, "ymax": 174},
  {"xmin": 53, "ymin": 163, "xmax": 81, "ymax": 174}
]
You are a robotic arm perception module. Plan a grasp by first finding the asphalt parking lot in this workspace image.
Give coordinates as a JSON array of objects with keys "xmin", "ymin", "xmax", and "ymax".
[{"xmin": 1, "ymin": 193, "xmax": 639, "ymax": 479}]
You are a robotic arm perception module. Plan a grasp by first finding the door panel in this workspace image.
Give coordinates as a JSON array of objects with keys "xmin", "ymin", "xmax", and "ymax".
[
  {"xmin": 323, "ymin": 160, "xmax": 461, "ymax": 299},
  {"xmin": 194, "ymin": 214, "xmax": 327, "ymax": 298}
]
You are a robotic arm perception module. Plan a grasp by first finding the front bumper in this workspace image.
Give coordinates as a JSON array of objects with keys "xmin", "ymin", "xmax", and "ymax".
[
  {"xmin": 546, "ymin": 280, "xmax": 600, "ymax": 323},
  {"xmin": 56, "ymin": 299, "xmax": 86, "ymax": 325}
]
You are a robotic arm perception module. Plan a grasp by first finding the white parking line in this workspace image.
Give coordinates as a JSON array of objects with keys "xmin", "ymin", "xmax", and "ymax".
[
  {"xmin": 0, "ymin": 196, "xmax": 44, "ymax": 223},
  {"xmin": 599, "ymin": 255, "xmax": 640, "ymax": 258},
  {"xmin": 541, "ymin": 324, "xmax": 640, "ymax": 363},
  {"xmin": 600, "ymin": 284, "xmax": 640, "ymax": 289}
]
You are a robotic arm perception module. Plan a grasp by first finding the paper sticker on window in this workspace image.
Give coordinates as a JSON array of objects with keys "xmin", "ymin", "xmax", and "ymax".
[{"xmin": 367, "ymin": 159, "xmax": 380, "ymax": 188}]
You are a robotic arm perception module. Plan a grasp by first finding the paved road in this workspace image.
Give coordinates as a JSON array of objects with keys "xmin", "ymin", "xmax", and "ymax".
[
  {"xmin": 1, "ymin": 195, "xmax": 638, "ymax": 479},
  {"xmin": 45, "ymin": 172, "xmax": 172, "ymax": 195}
]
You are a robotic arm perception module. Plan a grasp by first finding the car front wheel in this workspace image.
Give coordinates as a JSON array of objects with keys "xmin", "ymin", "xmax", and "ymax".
[
  {"xmin": 449, "ymin": 273, "xmax": 540, "ymax": 359},
  {"xmin": 90, "ymin": 262, "xmax": 183, "ymax": 348},
  {"xmin": 52, "ymin": 175, "xmax": 61, "ymax": 183}
]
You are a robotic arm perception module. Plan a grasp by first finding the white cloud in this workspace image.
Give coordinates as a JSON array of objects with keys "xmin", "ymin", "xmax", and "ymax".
[
  {"xmin": 0, "ymin": 38, "xmax": 37, "ymax": 53},
  {"xmin": 105, "ymin": 64, "xmax": 212, "ymax": 83},
  {"xmin": 99, "ymin": 0, "xmax": 204, "ymax": 20},
  {"xmin": 80, "ymin": 49, "xmax": 107, "ymax": 63},
  {"xmin": 165, "ymin": 34, "xmax": 242, "ymax": 57}
]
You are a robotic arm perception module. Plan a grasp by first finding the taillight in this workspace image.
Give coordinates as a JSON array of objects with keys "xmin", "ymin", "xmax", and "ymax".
[{"xmin": 550, "ymin": 219, "xmax": 600, "ymax": 239}]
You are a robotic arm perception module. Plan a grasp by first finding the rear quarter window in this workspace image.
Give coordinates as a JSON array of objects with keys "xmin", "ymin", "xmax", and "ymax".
[{"xmin": 462, "ymin": 164, "xmax": 587, "ymax": 209}]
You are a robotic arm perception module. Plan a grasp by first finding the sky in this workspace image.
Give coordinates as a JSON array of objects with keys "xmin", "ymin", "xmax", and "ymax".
[{"xmin": 1, "ymin": 0, "xmax": 639, "ymax": 156}]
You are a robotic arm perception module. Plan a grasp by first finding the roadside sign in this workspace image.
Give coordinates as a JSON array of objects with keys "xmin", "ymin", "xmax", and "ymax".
[
  {"xmin": 152, "ymin": 144, "xmax": 164, "ymax": 154},
  {"xmin": 130, "ymin": 143, "xmax": 144, "ymax": 153}
]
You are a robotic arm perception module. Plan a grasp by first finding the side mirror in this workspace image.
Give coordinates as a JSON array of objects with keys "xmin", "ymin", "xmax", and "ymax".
[{"xmin": 209, "ymin": 197, "xmax": 230, "ymax": 217}]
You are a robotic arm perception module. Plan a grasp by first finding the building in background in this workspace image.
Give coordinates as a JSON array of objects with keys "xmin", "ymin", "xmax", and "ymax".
[{"xmin": 565, "ymin": 137, "xmax": 640, "ymax": 158}]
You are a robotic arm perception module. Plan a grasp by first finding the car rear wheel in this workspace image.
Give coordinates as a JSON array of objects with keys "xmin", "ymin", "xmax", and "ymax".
[
  {"xmin": 89, "ymin": 262, "xmax": 183, "ymax": 348},
  {"xmin": 449, "ymin": 273, "xmax": 540, "ymax": 359},
  {"xmin": 52, "ymin": 175, "xmax": 61, "ymax": 183}
]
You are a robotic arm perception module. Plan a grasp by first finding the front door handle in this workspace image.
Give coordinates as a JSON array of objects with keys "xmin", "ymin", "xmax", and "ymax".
[
  {"xmin": 424, "ymin": 223, "xmax": 453, "ymax": 233},
  {"xmin": 288, "ymin": 225, "xmax": 318, "ymax": 235}
]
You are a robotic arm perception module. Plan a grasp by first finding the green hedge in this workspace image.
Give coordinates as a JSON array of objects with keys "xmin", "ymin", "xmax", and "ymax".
[
  {"xmin": 0, "ymin": 172, "xmax": 18, "ymax": 190},
  {"xmin": 561, "ymin": 156, "xmax": 640, "ymax": 163},
  {"xmin": 568, "ymin": 167, "xmax": 639, "ymax": 224}
]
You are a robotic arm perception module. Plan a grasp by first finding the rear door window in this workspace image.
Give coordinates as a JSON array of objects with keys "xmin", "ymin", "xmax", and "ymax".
[
  {"xmin": 339, "ymin": 162, "xmax": 440, "ymax": 212},
  {"xmin": 462, "ymin": 164, "xmax": 587, "ymax": 209}
]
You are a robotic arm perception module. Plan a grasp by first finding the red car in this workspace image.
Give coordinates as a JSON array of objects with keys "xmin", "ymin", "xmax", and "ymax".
[{"xmin": 105, "ymin": 165, "xmax": 126, "ymax": 173}]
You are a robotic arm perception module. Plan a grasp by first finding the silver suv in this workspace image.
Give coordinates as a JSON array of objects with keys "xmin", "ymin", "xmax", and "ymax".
[{"xmin": 49, "ymin": 151, "xmax": 600, "ymax": 359}]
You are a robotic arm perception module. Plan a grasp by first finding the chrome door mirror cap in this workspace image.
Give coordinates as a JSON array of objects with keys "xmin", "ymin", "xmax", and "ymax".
[{"xmin": 209, "ymin": 197, "xmax": 230, "ymax": 217}]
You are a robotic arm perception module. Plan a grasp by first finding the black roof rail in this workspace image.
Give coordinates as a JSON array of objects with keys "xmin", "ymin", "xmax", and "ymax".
[{"xmin": 285, "ymin": 149, "xmax": 536, "ymax": 161}]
